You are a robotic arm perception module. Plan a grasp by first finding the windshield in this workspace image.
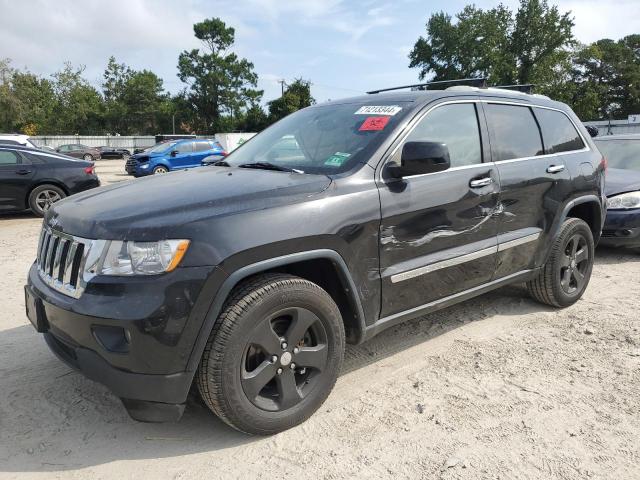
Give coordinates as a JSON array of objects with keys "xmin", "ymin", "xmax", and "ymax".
[
  {"xmin": 595, "ymin": 139, "xmax": 640, "ymax": 171},
  {"xmin": 224, "ymin": 101, "xmax": 413, "ymax": 174},
  {"xmin": 147, "ymin": 141, "xmax": 177, "ymax": 154}
]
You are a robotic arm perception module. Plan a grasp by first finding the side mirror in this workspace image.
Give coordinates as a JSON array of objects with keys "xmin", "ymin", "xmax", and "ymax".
[
  {"xmin": 170, "ymin": 150, "xmax": 178, "ymax": 157},
  {"xmin": 585, "ymin": 125, "xmax": 599, "ymax": 138},
  {"xmin": 387, "ymin": 141, "xmax": 451, "ymax": 178}
]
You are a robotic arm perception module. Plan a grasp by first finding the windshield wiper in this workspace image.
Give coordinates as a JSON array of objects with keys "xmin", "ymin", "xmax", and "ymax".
[{"xmin": 238, "ymin": 162, "xmax": 304, "ymax": 174}]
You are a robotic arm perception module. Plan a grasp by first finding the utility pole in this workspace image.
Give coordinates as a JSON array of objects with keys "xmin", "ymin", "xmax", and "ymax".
[
  {"xmin": 278, "ymin": 79, "xmax": 287, "ymax": 96},
  {"xmin": 172, "ymin": 114, "xmax": 175, "ymax": 135}
]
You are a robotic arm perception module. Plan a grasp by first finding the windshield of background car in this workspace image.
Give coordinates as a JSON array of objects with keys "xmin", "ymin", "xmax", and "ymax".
[
  {"xmin": 224, "ymin": 101, "xmax": 413, "ymax": 174},
  {"xmin": 595, "ymin": 139, "xmax": 640, "ymax": 171},
  {"xmin": 148, "ymin": 141, "xmax": 177, "ymax": 154}
]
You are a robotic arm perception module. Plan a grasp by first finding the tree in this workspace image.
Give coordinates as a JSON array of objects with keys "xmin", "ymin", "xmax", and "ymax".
[
  {"xmin": 267, "ymin": 78, "xmax": 315, "ymax": 123},
  {"xmin": 409, "ymin": 0, "xmax": 575, "ymax": 90},
  {"xmin": 567, "ymin": 36, "xmax": 640, "ymax": 120},
  {"xmin": 0, "ymin": 59, "xmax": 56, "ymax": 134},
  {"xmin": 102, "ymin": 56, "xmax": 132, "ymax": 133},
  {"xmin": 177, "ymin": 17, "xmax": 263, "ymax": 133},
  {"xmin": 50, "ymin": 63, "xmax": 104, "ymax": 134}
]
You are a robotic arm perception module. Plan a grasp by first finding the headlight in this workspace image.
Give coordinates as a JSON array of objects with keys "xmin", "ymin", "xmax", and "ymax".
[
  {"xmin": 97, "ymin": 240, "xmax": 190, "ymax": 276},
  {"xmin": 607, "ymin": 191, "xmax": 640, "ymax": 210}
]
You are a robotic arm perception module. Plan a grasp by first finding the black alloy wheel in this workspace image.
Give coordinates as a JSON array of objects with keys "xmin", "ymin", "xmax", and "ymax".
[
  {"xmin": 241, "ymin": 306, "xmax": 329, "ymax": 411},
  {"xmin": 196, "ymin": 274, "xmax": 345, "ymax": 435},
  {"xmin": 559, "ymin": 233, "xmax": 589, "ymax": 295}
]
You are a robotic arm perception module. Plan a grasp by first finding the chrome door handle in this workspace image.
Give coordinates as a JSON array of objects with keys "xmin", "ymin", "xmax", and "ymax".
[
  {"xmin": 469, "ymin": 177, "xmax": 492, "ymax": 188},
  {"xmin": 546, "ymin": 164, "xmax": 565, "ymax": 174}
]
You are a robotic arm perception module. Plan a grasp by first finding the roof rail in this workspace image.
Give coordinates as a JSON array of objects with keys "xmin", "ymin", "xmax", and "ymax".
[
  {"xmin": 492, "ymin": 84, "xmax": 535, "ymax": 94},
  {"xmin": 367, "ymin": 78, "xmax": 487, "ymax": 94}
]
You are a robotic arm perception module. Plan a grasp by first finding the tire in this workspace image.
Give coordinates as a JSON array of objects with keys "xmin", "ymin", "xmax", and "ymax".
[
  {"xmin": 83, "ymin": 154, "xmax": 93, "ymax": 161},
  {"xmin": 196, "ymin": 273, "xmax": 345, "ymax": 435},
  {"xmin": 28, "ymin": 184, "xmax": 66, "ymax": 217},
  {"xmin": 153, "ymin": 165, "xmax": 169, "ymax": 174},
  {"xmin": 527, "ymin": 218, "xmax": 595, "ymax": 308}
]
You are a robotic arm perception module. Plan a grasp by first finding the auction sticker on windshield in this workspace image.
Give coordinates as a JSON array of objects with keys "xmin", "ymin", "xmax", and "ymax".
[
  {"xmin": 325, "ymin": 152, "xmax": 351, "ymax": 167},
  {"xmin": 359, "ymin": 116, "xmax": 390, "ymax": 131},
  {"xmin": 354, "ymin": 105, "xmax": 402, "ymax": 116}
]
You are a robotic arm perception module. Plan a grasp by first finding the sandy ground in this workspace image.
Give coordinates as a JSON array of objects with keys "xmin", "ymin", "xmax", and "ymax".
[{"xmin": 1, "ymin": 160, "xmax": 639, "ymax": 479}]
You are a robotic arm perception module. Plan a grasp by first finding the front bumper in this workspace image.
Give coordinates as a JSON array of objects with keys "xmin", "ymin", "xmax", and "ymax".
[
  {"xmin": 26, "ymin": 262, "xmax": 218, "ymax": 421},
  {"xmin": 600, "ymin": 208, "xmax": 640, "ymax": 248}
]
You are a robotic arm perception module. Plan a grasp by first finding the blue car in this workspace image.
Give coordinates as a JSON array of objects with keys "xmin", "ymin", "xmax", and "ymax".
[
  {"xmin": 125, "ymin": 139, "xmax": 226, "ymax": 176},
  {"xmin": 594, "ymin": 135, "xmax": 640, "ymax": 249}
]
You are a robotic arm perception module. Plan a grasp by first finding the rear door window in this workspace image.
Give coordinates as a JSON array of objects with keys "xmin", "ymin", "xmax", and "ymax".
[
  {"xmin": 0, "ymin": 151, "xmax": 20, "ymax": 165},
  {"xmin": 194, "ymin": 141, "xmax": 212, "ymax": 152},
  {"xmin": 534, "ymin": 108, "xmax": 585, "ymax": 154},
  {"xmin": 485, "ymin": 104, "xmax": 544, "ymax": 161}
]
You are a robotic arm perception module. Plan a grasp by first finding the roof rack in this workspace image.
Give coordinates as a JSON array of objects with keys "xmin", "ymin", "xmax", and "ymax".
[
  {"xmin": 492, "ymin": 84, "xmax": 534, "ymax": 94},
  {"xmin": 367, "ymin": 78, "xmax": 536, "ymax": 95},
  {"xmin": 367, "ymin": 78, "xmax": 487, "ymax": 94}
]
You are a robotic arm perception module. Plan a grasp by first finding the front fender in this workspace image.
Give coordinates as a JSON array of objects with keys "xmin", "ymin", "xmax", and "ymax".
[{"xmin": 184, "ymin": 249, "xmax": 367, "ymax": 373}]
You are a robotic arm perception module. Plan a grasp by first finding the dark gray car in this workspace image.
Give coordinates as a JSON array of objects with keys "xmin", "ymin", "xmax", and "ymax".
[{"xmin": 55, "ymin": 144, "xmax": 101, "ymax": 161}]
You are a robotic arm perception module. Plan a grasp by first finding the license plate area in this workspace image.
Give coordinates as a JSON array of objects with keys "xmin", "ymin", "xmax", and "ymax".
[{"xmin": 25, "ymin": 286, "xmax": 48, "ymax": 333}]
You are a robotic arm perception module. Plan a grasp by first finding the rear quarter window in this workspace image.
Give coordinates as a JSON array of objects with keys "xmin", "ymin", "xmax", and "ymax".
[
  {"xmin": 535, "ymin": 108, "xmax": 585, "ymax": 154},
  {"xmin": 485, "ymin": 103, "xmax": 544, "ymax": 161}
]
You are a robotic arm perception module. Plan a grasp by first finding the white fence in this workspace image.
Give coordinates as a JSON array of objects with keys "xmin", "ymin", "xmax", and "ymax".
[
  {"xmin": 32, "ymin": 136, "xmax": 157, "ymax": 150},
  {"xmin": 583, "ymin": 120, "xmax": 640, "ymax": 137},
  {"xmin": 31, "ymin": 133, "xmax": 257, "ymax": 152}
]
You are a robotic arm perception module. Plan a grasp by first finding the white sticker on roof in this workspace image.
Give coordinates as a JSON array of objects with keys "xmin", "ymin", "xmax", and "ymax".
[{"xmin": 354, "ymin": 105, "xmax": 402, "ymax": 116}]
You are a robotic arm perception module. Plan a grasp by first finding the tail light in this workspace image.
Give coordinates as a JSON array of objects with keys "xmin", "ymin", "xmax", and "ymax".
[
  {"xmin": 220, "ymin": 151, "xmax": 228, "ymax": 157},
  {"xmin": 600, "ymin": 156, "xmax": 608, "ymax": 172},
  {"xmin": 84, "ymin": 165, "xmax": 95, "ymax": 175}
]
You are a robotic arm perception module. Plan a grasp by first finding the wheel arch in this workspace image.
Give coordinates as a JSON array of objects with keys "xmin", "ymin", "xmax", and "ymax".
[
  {"xmin": 559, "ymin": 195, "xmax": 604, "ymax": 242},
  {"xmin": 25, "ymin": 181, "xmax": 70, "ymax": 208},
  {"xmin": 186, "ymin": 249, "xmax": 367, "ymax": 373}
]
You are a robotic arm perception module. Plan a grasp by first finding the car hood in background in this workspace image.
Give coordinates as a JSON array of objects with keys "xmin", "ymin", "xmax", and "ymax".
[
  {"xmin": 605, "ymin": 168, "xmax": 640, "ymax": 196},
  {"xmin": 46, "ymin": 167, "xmax": 331, "ymax": 240}
]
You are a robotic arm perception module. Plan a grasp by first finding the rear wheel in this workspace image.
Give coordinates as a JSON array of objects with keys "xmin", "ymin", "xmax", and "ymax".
[
  {"xmin": 28, "ymin": 184, "xmax": 66, "ymax": 217},
  {"xmin": 527, "ymin": 218, "xmax": 594, "ymax": 307},
  {"xmin": 153, "ymin": 165, "xmax": 168, "ymax": 174},
  {"xmin": 196, "ymin": 274, "xmax": 345, "ymax": 435},
  {"xmin": 83, "ymin": 154, "xmax": 93, "ymax": 161}
]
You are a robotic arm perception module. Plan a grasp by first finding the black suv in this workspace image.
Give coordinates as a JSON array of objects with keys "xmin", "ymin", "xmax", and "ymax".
[{"xmin": 25, "ymin": 86, "xmax": 605, "ymax": 434}]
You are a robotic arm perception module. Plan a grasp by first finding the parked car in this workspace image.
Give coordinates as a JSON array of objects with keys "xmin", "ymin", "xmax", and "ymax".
[
  {"xmin": 95, "ymin": 146, "xmax": 131, "ymax": 159},
  {"xmin": 0, "ymin": 145, "xmax": 99, "ymax": 216},
  {"xmin": 0, "ymin": 133, "xmax": 38, "ymax": 148},
  {"xmin": 593, "ymin": 134, "xmax": 640, "ymax": 249},
  {"xmin": 125, "ymin": 138, "xmax": 226, "ymax": 176},
  {"xmin": 55, "ymin": 144, "xmax": 101, "ymax": 161},
  {"xmin": 26, "ymin": 85, "xmax": 605, "ymax": 435}
]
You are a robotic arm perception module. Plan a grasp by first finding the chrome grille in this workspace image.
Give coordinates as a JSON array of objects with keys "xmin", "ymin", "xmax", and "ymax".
[{"xmin": 36, "ymin": 227, "xmax": 90, "ymax": 298}]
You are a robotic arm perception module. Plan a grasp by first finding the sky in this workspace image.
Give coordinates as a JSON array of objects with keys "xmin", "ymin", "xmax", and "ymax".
[{"xmin": 1, "ymin": 0, "xmax": 639, "ymax": 105}]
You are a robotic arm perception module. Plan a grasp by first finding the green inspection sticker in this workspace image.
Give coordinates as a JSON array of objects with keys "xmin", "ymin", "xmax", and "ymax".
[{"xmin": 324, "ymin": 152, "xmax": 351, "ymax": 167}]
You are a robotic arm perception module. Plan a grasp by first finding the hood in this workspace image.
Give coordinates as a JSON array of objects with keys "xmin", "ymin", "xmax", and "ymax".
[
  {"xmin": 46, "ymin": 166, "xmax": 331, "ymax": 240},
  {"xmin": 605, "ymin": 168, "xmax": 640, "ymax": 197}
]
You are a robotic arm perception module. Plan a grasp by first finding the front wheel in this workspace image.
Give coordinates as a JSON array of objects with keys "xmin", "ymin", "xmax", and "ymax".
[
  {"xmin": 153, "ymin": 165, "xmax": 168, "ymax": 174},
  {"xmin": 83, "ymin": 154, "xmax": 93, "ymax": 161},
  {"xmin": 196, "ymin": 274, "xmax": 345, "ymax": 435},
  {"xmin": 527, "ymin": 218, "xmax": 595, "ymax": 307}
]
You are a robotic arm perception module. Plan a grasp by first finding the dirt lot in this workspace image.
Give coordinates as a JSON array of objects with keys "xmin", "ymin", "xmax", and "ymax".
[{"xmin": 1, "ymin": 159, "xmax": 639, "ymax": 479}]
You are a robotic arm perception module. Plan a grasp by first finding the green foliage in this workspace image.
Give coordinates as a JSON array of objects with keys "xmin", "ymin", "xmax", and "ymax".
[
  {"xmin": 50, "ymin": 63, "xmax": 104, "ymax": 134},
  {"xmin": 177, "ymin": 17, "xmax": 263, "ymax": 133},
  {"xmin": 267, "ymin": 78, "xmax": 315, "ymax": 123},
  {"xmin": 568, "ymin": 36, "xmax": 640, "ymax": 119},
  {"xmin": 409, "ymin": 0, "xmax": 575, "ymax": 90}
]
